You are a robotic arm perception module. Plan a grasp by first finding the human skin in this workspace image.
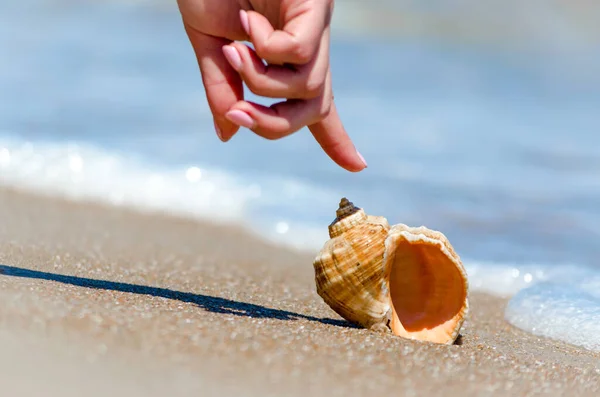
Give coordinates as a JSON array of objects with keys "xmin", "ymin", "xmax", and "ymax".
[{"xmin": 176, "ymin": 0, "xmax": 367, "ymax": 172}]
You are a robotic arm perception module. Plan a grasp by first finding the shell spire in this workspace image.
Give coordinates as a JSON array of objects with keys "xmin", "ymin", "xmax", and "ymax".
[
  {"xmin": 335, "ymin": 197, "xmax": 359, "ymax": 219},
  {"xmin": 328, "ymin": 198, "xmax": 366, "ymax": 238}
]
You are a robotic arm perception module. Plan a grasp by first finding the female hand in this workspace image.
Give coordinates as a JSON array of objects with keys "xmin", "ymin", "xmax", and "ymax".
[{"xmin": 176, "ymin": 0, "xmax": 367, "ymax": 172}]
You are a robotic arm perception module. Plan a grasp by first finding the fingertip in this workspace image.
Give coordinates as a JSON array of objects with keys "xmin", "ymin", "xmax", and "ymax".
[
  {"xmin": 332, "ymin": 142, "xmax": 369, "ymax": 172},
  {"xmin": 221, "ymin": 45, "xmax": 242, "ymax": 71},
  {"xmin": 350, "ymin": 161, "xmax": 368, "ymax": 173},
  {"xmin": 214, "ymin": 119, "xmax": 225, "ymax": 141},
  {"xmin": 356, "ymin": 151, "xmax": 368, "ymax": 169},
  {"xmin": 332, "ymin": 149, "xmax": 368, "ymax": 173},
  {"xmin": 312, "ymin": 141, "xmax": 367, "ymax": 172},
  {"xmin": 214, "ymin": 117, "xmax": 240, "ymax": 142},
  {"xmin": 225, "ymin": 109, "xmax": 255, "ymax": 129}
]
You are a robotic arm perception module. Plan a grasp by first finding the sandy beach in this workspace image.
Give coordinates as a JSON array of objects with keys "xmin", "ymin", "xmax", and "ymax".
[{"xmin": 0, "ymin": 187, "xmax": 599, "ymax": 397}]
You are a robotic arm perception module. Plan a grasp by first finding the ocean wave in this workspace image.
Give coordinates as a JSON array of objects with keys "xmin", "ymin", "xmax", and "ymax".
[{"xmin": 0, "ymin": 134, "xmax": 333, "ymax": 252}]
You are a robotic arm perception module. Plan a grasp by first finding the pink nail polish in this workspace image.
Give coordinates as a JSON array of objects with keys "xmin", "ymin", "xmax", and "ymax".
[
  {"xmin": 357, "ymin": 150, "xmax": 368, "ymax": 168},
  {"xmin": 214, "ymin": 120, "xmax": 225, "ymax": 142},
  {"xmin": 239, "ymin": 10, "xmax": 250, "ymax": 36},
  {"xmin": 225, "ymin": 109, "xmax": 254, "ymax": 129},
  {"xmin": 222, "ymin": 45, "xmax": 242, "ymax": 71}
]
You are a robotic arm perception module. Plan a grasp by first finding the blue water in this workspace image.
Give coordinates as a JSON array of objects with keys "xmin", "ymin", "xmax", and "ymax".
[{"xmin": 2, "ymin": 1, "xmax": 600, "ymax": 351}]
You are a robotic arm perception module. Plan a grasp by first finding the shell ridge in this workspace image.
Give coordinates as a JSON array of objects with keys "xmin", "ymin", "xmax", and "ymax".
[{"xmin": 314, "ymin": 231, "xmax": 390, "ymax": 328}]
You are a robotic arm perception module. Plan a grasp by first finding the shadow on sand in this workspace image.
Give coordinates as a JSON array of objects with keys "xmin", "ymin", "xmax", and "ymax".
[{"xmin": 0, "ymin": 264, "xmax": 357, "ymax": 328}]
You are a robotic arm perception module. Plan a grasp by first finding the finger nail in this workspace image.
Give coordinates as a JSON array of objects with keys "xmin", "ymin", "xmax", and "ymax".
[
  {"xmin": 225, "ymin": 109, "xmax": 254, "ymax": 129},
  {"xmin": 214, "ymin": 120, "xmax": 225, "ymax": 142},
  {"xmin": 357, "ymin": 150, "xmax": 368, "ymax": 168},
  {"xmin": 239, "ymin": 10, "xmax": 250, "ymax": 36},
  {"xmin": 222, "ymin": 45, "xmax": 242, "ymax": 71}
]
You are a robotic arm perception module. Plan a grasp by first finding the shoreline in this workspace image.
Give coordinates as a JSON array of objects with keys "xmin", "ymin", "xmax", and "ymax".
[{"xmin": 1, "ymin": 187, "xmax": 599, "ymax": 396}]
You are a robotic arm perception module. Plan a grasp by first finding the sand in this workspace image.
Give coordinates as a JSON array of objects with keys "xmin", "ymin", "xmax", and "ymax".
[{"xmin": 0, "ymin": 187, "xmax": 599, "ymax": 397}]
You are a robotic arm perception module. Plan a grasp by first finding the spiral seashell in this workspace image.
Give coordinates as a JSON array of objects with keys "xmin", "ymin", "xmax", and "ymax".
[
  {"xmin": 313, "ymin": 198, "xmax": 469, "ymax": 345},
  {"xmin": 313, "ymin": 198, "xmax": 392, "ymax": 331}
]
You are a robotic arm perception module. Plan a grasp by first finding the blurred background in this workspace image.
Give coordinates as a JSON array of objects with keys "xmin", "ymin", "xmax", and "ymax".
[{"xmin": 1, "ymin": 0, "xmax": 600, "ymax": 276}]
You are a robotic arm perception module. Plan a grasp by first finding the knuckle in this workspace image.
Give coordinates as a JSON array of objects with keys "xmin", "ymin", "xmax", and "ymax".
[
  {"xmin": 259, "ymin": 130, "xmax": 283, "ymax": 141},
  {"xmin": 253, "ymin": 38, "xmax": 314, "ymax": 65},
  {"xmin": 317, "ymin": 101, "xmax": 332, "ymax": 120},
  {"xmin": 290, "ymin": 42, "xmax": 315, "ymax": 64},
  {"xmin": 252, "ymin": 41, "xmax": 269, "ymax": 60},
  {"xmin": 260, "ymin": 121, "xmax": 294, "ymax": 140},
  {"xmin": 321, "ymin": 139, "xmax": 343, "ymax": 153},
  {"xmin": 244, "ymin": 77, "xmax": 261, "ymax": 94},
  {"xmin": 253, "ymin": 124, "xmax": 284, "ymax": 140},
  {"xmin": 244, "ymin": 76, "xmax": 276, "ymax": 97},
  {"xmin": 302, "ymin": 79, "xmax": 325, "ymax": 98}
]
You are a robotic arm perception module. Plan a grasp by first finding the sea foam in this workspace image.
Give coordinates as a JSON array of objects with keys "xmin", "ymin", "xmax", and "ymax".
[
  {"xmin": 465, "ymin": 259, "xmax": 600, "ymax": 352},
  {"xmin": 506, "ymin": 282, "xmax": 600, "ymax": 352},
  {"xmin": 0, "ymin": 135, "xmax": 332, "ymax": 251}
]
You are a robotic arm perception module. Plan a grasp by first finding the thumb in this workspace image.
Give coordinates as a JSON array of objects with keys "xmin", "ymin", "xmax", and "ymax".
[{"xmin": 183, "ymin": 24, "xmax": 244, "ymax": 141}]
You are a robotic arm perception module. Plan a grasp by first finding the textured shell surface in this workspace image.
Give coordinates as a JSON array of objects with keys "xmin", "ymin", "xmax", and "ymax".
[
  {"xmin": 383, "ymin": 223, "xmax": 469, "ymax": 345},
  {"xmin": 313, "ymin": 198, "xmax": 392, "ymax": 330}
]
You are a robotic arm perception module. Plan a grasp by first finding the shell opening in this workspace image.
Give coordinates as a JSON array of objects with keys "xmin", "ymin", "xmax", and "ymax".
[{"xmin": 387, "ymin": 235, "xmax": 468, "ymax": 344}]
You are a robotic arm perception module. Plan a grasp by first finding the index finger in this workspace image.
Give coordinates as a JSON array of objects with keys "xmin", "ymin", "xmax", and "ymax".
[
  {"xmin": 243, "ymin": 0, "xmax": 333, "ymax": 65},
  {"xmin": 308, "ymin": 101, "xmax": 368, "ymax": 172}
]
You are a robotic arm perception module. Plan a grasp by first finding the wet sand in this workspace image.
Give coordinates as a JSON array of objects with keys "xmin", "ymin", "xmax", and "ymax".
[{"xmin": 0, "ymin": 187, "xmax": 599, "ymax": 396}]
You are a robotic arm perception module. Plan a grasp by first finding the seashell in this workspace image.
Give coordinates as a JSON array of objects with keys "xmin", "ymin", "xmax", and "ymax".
[
  {"xmin": 313, "ymin": 198, "xmax": 393, "ymax": 331},
  {"xmin": 383, "ymin": 223, "xmax": 469, "ymax": 345},
  {"xmin": 313, "ymin": 198, "xmax": 469, "ymax": 345}
]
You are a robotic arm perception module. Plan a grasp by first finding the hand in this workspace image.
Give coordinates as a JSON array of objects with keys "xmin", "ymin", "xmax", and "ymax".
[{"xmin": 177, "ymin": 0, "xmax": 367, "ymax": 172}]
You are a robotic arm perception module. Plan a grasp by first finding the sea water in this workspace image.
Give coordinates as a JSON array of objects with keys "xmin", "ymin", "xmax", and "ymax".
[{"xmin": 2, "ymin": 1, "xmax": 600, "ymax": 352}]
